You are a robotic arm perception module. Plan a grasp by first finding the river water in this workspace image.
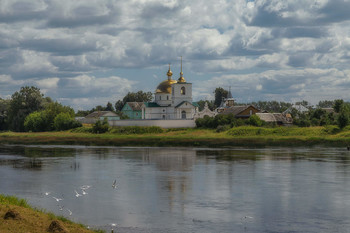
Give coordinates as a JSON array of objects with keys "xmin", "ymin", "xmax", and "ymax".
[{"xmin": 1, "ymin": 145, "xmax": 350, "ymax": 232}]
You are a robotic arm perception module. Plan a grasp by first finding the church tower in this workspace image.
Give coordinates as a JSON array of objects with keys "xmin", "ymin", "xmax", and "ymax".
[{"xmin": 171, "ymin": 57, "xmax": 192, "ymax": 107}]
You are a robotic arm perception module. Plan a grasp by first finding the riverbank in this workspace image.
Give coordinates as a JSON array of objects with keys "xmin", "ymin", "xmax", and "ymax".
[
  {"xmin": 0, "ymin": 194, "xmax": 102, "ymax": 233},
  {"xmin": 1, "ymin": 126, "xmax": 350, "ymax": 147}
]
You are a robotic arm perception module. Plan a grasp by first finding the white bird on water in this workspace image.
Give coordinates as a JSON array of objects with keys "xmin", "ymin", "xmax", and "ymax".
[
  {"xmin": 81, "ymin": 189, "xmax": 88, "ymax": 195},
  {"xmin": 44, "ymin": 192, "xmax": 51, "ymax": 196},
  {"xmin": 58, "ymin": 205, "xmax": 64, "ymax": 211},
  {"xmin": 75, "ymin": 190, "xmax": 82, "ymax": 197},
  {"xmin": 52, "ymin": 196, "xmax": 63, "ymax": 202},
  {"xmin": 112, "ymin": 180, "xmax": 117, "ymax": 189},
  {"xmin": 67, "ymin": 209, "xmax": 72, "ymax": 216}
]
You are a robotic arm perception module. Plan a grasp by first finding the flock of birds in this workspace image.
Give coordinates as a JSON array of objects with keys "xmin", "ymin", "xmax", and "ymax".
[{"xmin": 43, "ymin": 180, "xmax": 118, "ymax": 218}]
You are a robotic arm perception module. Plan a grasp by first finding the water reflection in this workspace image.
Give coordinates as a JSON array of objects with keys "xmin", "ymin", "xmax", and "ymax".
[{"xmin": 1, "ymin": 145, "xmax": 350, "ymax": 233}]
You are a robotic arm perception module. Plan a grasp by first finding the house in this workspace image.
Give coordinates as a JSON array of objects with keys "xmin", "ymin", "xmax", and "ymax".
[
  {"xmin": 80, "ymin": 111, "xmax": 120, "ymax": 124},
  {"xmin": 220, "ymin": 105, "xmax": 260, "ymax": 119},
  {"xmin": 122, "ymin": 102, "xmax": 145, "ymax": 119},
  {"xmin": 256, "ymin": 113, "xmax": 293, "ymax": 126}
]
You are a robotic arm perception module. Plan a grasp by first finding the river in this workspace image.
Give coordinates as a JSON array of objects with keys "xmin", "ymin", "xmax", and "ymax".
[{"xmin": 1, "ymin": 145, "xmax": 350, "ymax": 232}]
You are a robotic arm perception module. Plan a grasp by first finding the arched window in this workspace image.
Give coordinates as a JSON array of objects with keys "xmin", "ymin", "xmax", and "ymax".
[
  {"xmin": 160, "ymin": 95, "xmax": 161, "ymax": 100},
  {"xmin": 181, "ymin": 86, "xmax": 186, "ymax": 95},
  {"xmin": 162, "ymin": 115, "xmax": 165, "ymax": 119},
  {"xmin": 167, "ymin": 95, "xmax": 169, "ymax": 100},
  {"xmin": 181, "ymin": 110, "xmax": 186, "ymax": 119}
]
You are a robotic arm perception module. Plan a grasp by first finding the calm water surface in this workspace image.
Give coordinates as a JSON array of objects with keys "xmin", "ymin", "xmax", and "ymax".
[{"xmin": 1, "ymin": 145, "xmax": 350, "ymax": 232}]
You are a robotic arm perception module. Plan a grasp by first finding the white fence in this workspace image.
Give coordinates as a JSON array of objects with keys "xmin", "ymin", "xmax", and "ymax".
[{"xmin": 108, "ymin": 119, "xmax": 196, "ymax": 128}]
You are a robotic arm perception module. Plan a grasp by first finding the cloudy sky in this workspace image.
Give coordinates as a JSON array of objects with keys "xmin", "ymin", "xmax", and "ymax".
[{"xmin": 1, "ymin": 0, "xmax": 350, "ymax": 110}]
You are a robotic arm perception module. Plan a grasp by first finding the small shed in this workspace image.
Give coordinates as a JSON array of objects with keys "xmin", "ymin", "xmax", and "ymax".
[
  {"xmin": 256, "ymin": 113, "xmax": 293, "ymax": 126},
  {"xmin": 122, "ymin": 102, "xmax": 145, "ymax": 119},
  {"xmin": 220, "ymin": 105, "xmax": 260, "ymax": 119}
]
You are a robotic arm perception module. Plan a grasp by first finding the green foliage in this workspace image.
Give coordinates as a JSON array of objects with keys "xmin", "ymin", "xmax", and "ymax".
[
  {"xmin": 317, "ymin": 100, "xmax": 335, "ymax": 108},
  {"xmin": 197, "ymin": 100, "xmax": 215, "ymax": 111},
  {"xmin": 24, "ymin": 111, "xmax": 48, "ymax": 132},
  {"xmin": 92, "ymin": 118, "xmax": 109, "ymax": 134},
  {"xmin": 109, "ymin": 126, "xmax": 164, "ymax": 134},
  {"xmin": 115, "ymin": 91, "xmax": 153, "ymax": 112},
  {"xmin": 24, "ymin": 102, "xmax": 76, "ymax": 132},
  {"xmin": 8, "ymin": 86, "xmax": 45, "ymax": 132},
  {"xmin": 214, "ymin": 87, "xmax": 228, "ymax": 108},
  {"xmin": 216, "ymin": 125, "xmax": 231, "ymax": 132},
  {"xmin": 334, "ymin": 99, "xmax": 344, "ymax": 113},
  {"xmin": 248, "ymin": 115, "xmax": 262, "ymax": 126},
  {"xmin": 53, "ymin": 112, "xmax": 82, "ymax": 131},
  {"xmin": 0, "ymin": 98, "xmax": 10, "ymax": 130},
  {"xmin": 0, "ymin": 194, "xmax": 30, "ymax": 208},
  {"xmin": 249, "ymin": 101, "xmax": 292, "ymax": 113},
  {"xmin": 337, "ymin": 105, "xmax": 350, "ymax": 129},
  {"xmin": 322, "ymin": 125, "xmax": 340, "ymax": 134}
]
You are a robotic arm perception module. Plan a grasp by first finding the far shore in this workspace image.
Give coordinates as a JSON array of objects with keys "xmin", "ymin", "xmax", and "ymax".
[{"xmin": 1, "ymin": 126, "xmax": 350, "ymax": 148}]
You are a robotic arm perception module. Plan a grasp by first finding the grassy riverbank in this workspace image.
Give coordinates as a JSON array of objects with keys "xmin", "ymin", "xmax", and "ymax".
[
  {"xmin": 0, "ymin": 194, "xmax": 102, "ymax": 233},
  {"xmin": 1, "ymin": 125, "xmax": 350, "ymax": 147}
]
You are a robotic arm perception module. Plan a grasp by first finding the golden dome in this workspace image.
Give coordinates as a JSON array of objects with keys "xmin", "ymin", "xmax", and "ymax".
[
  {"xmin": 178, "ymin": 74, "xmax": 186, "ymax": 83},
  {"xmin": 156, "ymin": 79, "xmax": 177, "ymax": 93}
]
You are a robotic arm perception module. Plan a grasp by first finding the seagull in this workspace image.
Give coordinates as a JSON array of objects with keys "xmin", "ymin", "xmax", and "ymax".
[
  {"xmin": 80, "ymin": 185, "xmax": 91, "ymax": 190},
  {"xmin": 44, "ymin": 192, "xmax": 51, "ymax": 196},
  {"xmin": 112, "ymin": 180, "xmax": 117, "ymax": 189},
  {"xmin": 75, "ymin": 190, "xmax": 82, "ymax": 197},
  {"xmin": 82, "ymin": 189, "xmax": 88, "ymax": 195},
  {"xmin": 67, "ymin": 209, "xmax": 72, "ymax": 216},
  {"xmin": 58, "ymin": 205, "xmax": 64, "ymax": 211},
  {"xmin": 52, "ymin": 196, "xmax": 63, "ymax": 202}
]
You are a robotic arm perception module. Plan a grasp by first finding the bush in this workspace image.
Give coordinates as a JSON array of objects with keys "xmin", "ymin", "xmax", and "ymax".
[
  {"xmin": 322, "ymin": 125, "xmax": 340, "ymax": 135},
  {"xmin": 53, "ymin": 112, "xmax": 82, "ymax": 131},
  {"xmin": 216, "ymin": 125, "xmax": 231, "ymax": 133},
  {"xmin": 337, "ymin": 105, "xmax": 350, "ymax": 129},
  {"xmin": 247, "ymin": 115, "xmax": 262, "ymax": 127},
  {"xmin": 92, "ymin": 118, "xmax": 109, "ymax": 134},
  {"xmin": 24, "ymin": 111, "xmax": 48, "ymax": 132}
]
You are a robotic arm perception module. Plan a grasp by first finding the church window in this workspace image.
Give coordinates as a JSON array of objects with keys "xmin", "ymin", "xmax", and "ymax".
[
  {"xmin": 181, "ymin": 110, "xmax": 186, "ymax": 119},
  {"xmin": 167, "ymin": 95, "xmax": 169, "ymax": 100},
  {"xmin": 160, "ymin": 96, "xmax": 161, "ymax": 100},
  {"xmin": 162, "ymin": 115, "xmax": 165, "ymax": 119},
  {"xmin": 181, "ymin": 87, "xmax": 186, "ymax": 95}
]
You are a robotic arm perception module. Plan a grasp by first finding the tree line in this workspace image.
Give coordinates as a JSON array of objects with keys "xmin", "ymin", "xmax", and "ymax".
[{"xmin": 1, "ymin": 86, "xmax": 350, "ymax": 132}]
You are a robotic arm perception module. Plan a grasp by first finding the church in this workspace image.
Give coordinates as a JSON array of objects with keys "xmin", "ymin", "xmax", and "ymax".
[{"xmin": 122, "ymin": 61, "xmax": 199, "ymax": 120}]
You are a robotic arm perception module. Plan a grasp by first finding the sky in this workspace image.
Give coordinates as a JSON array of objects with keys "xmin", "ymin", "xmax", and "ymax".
[{"xmin": 1, "ymin": 0, "xmax": 350, "ymax": 110}]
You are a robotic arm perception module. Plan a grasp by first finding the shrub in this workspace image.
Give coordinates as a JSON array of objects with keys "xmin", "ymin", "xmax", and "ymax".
[
  {"xmin": 53, "ymin": 112, "xmax": 82, "ymax": 131},
  {"xmin": 323, "ymin": 125, "xmax": 340, "ymax": 135},
  {"xmin": 337, "ymin": 105, "xmax": 350, "ymax": 129},
  {"xmin": 92, "ymin": 118, "xmax": 109, "ymax": 134},
  {"xmin": 216, "ymin": 124, "xmax": 231, "ymax": 133},
  {"xmin": 70, "ymin": 126, "xmax": 93, "ymax": 133},
  {"xmin": 24, "ymin": 111, "xmax": 48, "ymax": 132},
  {"xmin": 248, "ymin": 115, "xmax": 262, "ymax": 127}
]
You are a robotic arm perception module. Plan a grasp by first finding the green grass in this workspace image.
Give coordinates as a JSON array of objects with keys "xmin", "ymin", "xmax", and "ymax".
[
  {"xmin": 1, "ymin": 125, "xmax": 350, "ymax": 147},
  {"xmin": 0, "ymin": 194, "xmax": 30, "ymax": 208}
]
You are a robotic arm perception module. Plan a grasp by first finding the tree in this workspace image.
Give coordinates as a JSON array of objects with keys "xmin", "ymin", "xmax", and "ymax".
[
  {"xmin": 92, "ymin": 118, "xmax": 109, "ymax": 134},
  {"xmin": 115, "ymin": 91, "xmax": 153, "ymax": 112},
  {"xmin": 214, "ymin": 87, "xmax": 228, "ymax": 108},
  {"xmin": 24, "ymin": 111, "xmax": 48, "ymax": 132},
  {"xmin": 317, "ymin": 100, "xmax": 335, "ymax": 108},
  {"xmin": 337, "ymin": 105, "xmax": 350, "ymax": 129},
  {"xmin": 0, "ymin": 98, "xmax": 10, "ymax": 130},
  {"xmin": 248, "ymin": 115, "xmax": 262, "ymax": 127},
  {"xmin": 53, "ymin": 112, "xmax": 82, "ymax": 131},
  {"xmin": 334, "ymin": 99, "xmax": 344, "ymax": 113},
  {"xmin": 8, "ymin": 86, "xmax": 45, "ymax": 132},
  {"xmin": 105, "ymin": 102, "xmax": 114, "ymax": 111}
]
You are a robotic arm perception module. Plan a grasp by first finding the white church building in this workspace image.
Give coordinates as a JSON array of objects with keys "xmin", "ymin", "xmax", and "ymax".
[{"xmin": 142, "ymin": 63, "xmax": 199, "ymax": 119}]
